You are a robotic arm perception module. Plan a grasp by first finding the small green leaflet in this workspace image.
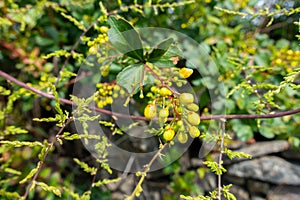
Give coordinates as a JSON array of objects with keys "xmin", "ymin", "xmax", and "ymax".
[
  {"xmin": 149, "ymin": 43, "xmax": 182, "ymax": 68},
  {"xmin": 148, "ymin": 37, "xmax": 174, "ymax": 61},
  {"xmin": 108, "ymin": 16, "xmax": 144, "ymax": 61},
  {"xmin": 116, "ymin": 64, "xmax": 144, "ymax": 94},
  {"xmin": 259, "ymin": 125, "xmax": 275, "ymax": 139},
  {"xmin": 150, "ymin": 55, "xmax": 176, "ymax": 68}
]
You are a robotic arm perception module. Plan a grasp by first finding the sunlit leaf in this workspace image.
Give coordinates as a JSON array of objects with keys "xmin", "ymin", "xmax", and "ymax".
[
  {"xmin": 108, "ymin": 16, "xmax": 144, "ymax": 61},
  {"xmin": 116, "ymin": 64, "xmax": 144, "ymax": 94},
  {"xmin": 148, "ymin": 37, "xmax": 174, "ymax": 61}
]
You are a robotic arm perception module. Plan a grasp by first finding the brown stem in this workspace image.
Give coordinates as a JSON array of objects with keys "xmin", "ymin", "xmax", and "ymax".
[
  {"xmin": 144, "ymin": 64, "xmax": 179, "ymax": 95},
  {"xmin": 126, "ymin": 142, "xmax": 169, "ymax": 200},
  {"xmin": 22, "ymin": 117, "xmax": 73, "ymax": 199},
  {"xmin": 1, "ymin": 70, "xmax": 300, "ymax": 121},
  {"xmin": 217, "ymin": 119, "xmax": 226, "ymax": 200},
  {"xmin": 243, "ymin": 56, "xmax": 272, "ymax": 113}
]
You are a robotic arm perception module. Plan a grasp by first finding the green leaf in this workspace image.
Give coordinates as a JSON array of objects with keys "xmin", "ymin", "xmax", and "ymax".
[
  {"xmin": 36, "ymin": 181, "xmax": 61, "ymax": 197},
  {"xmin": 150, "ymin": 55, "xmax": 176, "ymax": 68},
  {"xmin": 116, "ymin": 64, "xmax": 144, "ymax": 94},
  {"xmin": 19, "ymin": 162, "xmax": 42, "ymax": 184},
  {"xmin": 259, "ymin": 125, "xmax": 275, "ymax": 139},
  {"xmin": 73, "ymin": 158, "xmax": 97, "ymax": 175},
  {"xmin": 0, "ymin": 140, "xmax": 43, "ymax": 148},
  {"xmin": 2, "ymin": 126, "xmax": 28, "ymax": 135},
  {"xmin": 108, "ymin": 16, "xmax": 144, "ymax": 61},
  {"xmin": 0, "ymin": 189, "xmax": 20, "ymax": 199},
  {"xmin": 231, "ymin": 119, "xmax": 253, "ymax": 141},
  {"xmin": 148, "ymin": 37, "xmax": 174, "ymax": 61},
  {"xmin": 93, "ymin": 177, "xmax": 121, "ymax": 187},
  {"xmin": 203, "ymin": 161, "xmax": 226, "ymax": 175},
  {"xmin": 4, "ymin": 168, "xmax": 22, "ymax": 175}
]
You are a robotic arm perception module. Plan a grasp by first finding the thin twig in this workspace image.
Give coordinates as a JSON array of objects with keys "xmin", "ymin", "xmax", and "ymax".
[
  {"xmin": 125, "ymin": 142, "xmax": 169, "ymax": 200},
  {"xmin": 1, "ymin": 70, "xmax": 300, "ymax": 121},
  {"xmin": 260, "ymin": 21, "xmax": 288, "ymax": 33},
  {"xmin": 144, "ymin": 63, "xmax": 179, "ymax": 95},
  {"xmin": 243, "ymin": 56, "xmax": 272, "ymax": 112},
  {"xmin": 22, "ymin": 117, "xmax": 73, "ymax": 199},
  {"xmin": 217, "ymin": 118, "xmax": 226, "ymax": 200}
]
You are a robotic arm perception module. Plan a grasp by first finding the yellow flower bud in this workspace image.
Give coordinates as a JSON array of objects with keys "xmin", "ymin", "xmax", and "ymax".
[
  {"xmin": 163, "ymin": 129, "xmax": 175, "ymax": 141},
  {"xmin": 179, "ymin": 68, "xmax": 193, "ymax": 78}
]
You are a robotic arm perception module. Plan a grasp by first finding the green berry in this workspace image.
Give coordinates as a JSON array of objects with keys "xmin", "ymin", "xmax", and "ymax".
[
  {"xmin": 187, "ymin": 111, "xmax": 200, "ymax": 126},
  {"xmin": 188, "ymin": 126, "xmax": 200, "ymax": 138},
  {"xmin": 159, "ymin": 108, "xmax": 169, "ymax": 124},
  {"xmin": 179, "ymin": 93, "xmax": 194, "ymax": 104},
  {"xmin": 159, "ymin": 108, "xmax": 169, "ymax": 118},
  {"xmin": 177, "ymin": 132, "xmax": 188, "ymax": 143},
  {"xmin": 175, "ymin": 120, "xmax": 184, "ymax": 131},
  {"xmin": 186, "ymin": 103, "xmax": 199, "ymax": 112}
]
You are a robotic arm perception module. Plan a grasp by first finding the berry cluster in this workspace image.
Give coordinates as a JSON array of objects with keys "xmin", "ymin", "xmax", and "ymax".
[
  {"xmin": 272, "ymin": 49, "xmax": 299, "ymax": 72},
  {"xmin": 94, "ymin": 83, "xmax": 125, "ymax": 108},
  {"xmin": 144, "ymin": 86, "xmax": 173, "ymax": 125},
  {"xmin": 144, "ymin": 85, "xmax": 201, "ymax": 144},
  {"xmin": 87, "ymin": 26, "xmax": 109, "ymax": 53},
  {"xmin": 178, "ymin": 93, "xmax": 201, "ymax": 139}
]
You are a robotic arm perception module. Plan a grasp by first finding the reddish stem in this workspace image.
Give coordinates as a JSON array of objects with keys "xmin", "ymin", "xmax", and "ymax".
[{"xmin": 1, "ymin": 70, "xmax": 300, "ymax": 121}]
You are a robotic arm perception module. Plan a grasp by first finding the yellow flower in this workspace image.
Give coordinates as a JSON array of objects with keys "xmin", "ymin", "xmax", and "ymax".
[
  {"xmin": 163, "ymin": 129, "xmax": 175, "ymax": 141},
  {"xmin": 179, "ymin": 68, "xmax": 193, "ymax": 78}
]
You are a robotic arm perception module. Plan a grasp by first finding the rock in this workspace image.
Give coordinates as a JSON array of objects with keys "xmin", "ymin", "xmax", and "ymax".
[
  {"xmin": 200, "ymin": 172, "xmax": 217, "ymax": 191},
  {"xmin": 251, "ymin": 196, "xmax": 266, "ymax": 200},
  {"xmin": 119, "ymin": 174, "xmax": 135, "ymax": 194},
  {"xmin": 190, "ymin": 158, "xmax": 203, "ymax": 167},
  {"xmin": 151, "ymin": 191, "xmax": 161, "ymax": 200},
  {"xmin": 246, "ymin": 179, "xmax": 269, "ymax": 195},
  {"xmin": 224, "ymin": 174, "xmax": 246, "ymax": 185},
  {"xmin": 281, "ymin": 149, "xmax": 300, "ymax": 160},
  {"xmin": 267, "ymin": 186, "xmax": 300, "ymax": 200},
  {"xmin": 179, "ymin": 152, "xmax": 191, "ymax": 172},
  {"xmin": 111, "ymin": 192, "xmax": 125, "ymax": 200},
  {"xmin": 229, "ymin": 185, "xmax": 250, "ymax": 200},
  {"xmin": 227, "ymin": 139, "xmax": 245, "ymax": 149},
  {"xmin": 226, "ymin": 141, "xmax": 289, "ymax": 163},
  {"xmin": 227, "ymin": 156, "xmax": 300, "ymax": 185}
]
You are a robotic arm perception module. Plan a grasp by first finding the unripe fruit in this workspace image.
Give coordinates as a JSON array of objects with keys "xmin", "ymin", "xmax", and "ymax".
[
  {"xmin": 188, "ymin": 126, "xmax": 200, "ymax": 138},
  {"xmin": 179, "ymin": 68, "xmax": 193, "ymax": 78},
  {"xmin": 163, "ymin": 129, "xmax": 175, "ymax": 141},
  {"xmin": 177, "ymin": 120, "xmax": 183, "ymax": 127},
  {"xmin": 150, "ymin": 86, "xmax": 158, "ymax": 93},
  {"xmin": 177, "ymin": 132, "xmax": 188, "ymax": 144},
  {"xmin": 179, "ymin": 93, "xmax": 194, "ymax": 104},
  {"xmin": 159, "ymin": 108, "xmax": 169, "ymax": 123},
  {"xmin": 159, "ymin": 108, "xmax": 169, "ymax": 118},
  {"xmin": 144, "ymin": 104, "xmax": 156, "ymax": 119},
  {"xmin": 159, "ymin": 87, "xmax": 172, "ymax": 96},
  {"xmin": 187, "ymin": 111, "xmax": 200, "ymax": 126},
  {"xmin": 100, "ymin": 65, "xmax": 110, "ymax": 77},
  {"xmin": 165, "ymin": 124, "xmax": 171, "ymax": 130},
  {"xmin": 186, "ymin": 103, "xmax": 199, "ymax": 112},
  {"xmin": 100, "ymin": 26, "xmax": 109, "ymax": 33},
  {"xmin": 89, "ymin": 46, "xmax": 98, "ymax": 54},
  {"xmin": 176, "ymin": 106, "xmax": 182, "ymax": 114},
  {"xmin": 174, "ymin": 120, "xmax": 184, "ymax": 132}
]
